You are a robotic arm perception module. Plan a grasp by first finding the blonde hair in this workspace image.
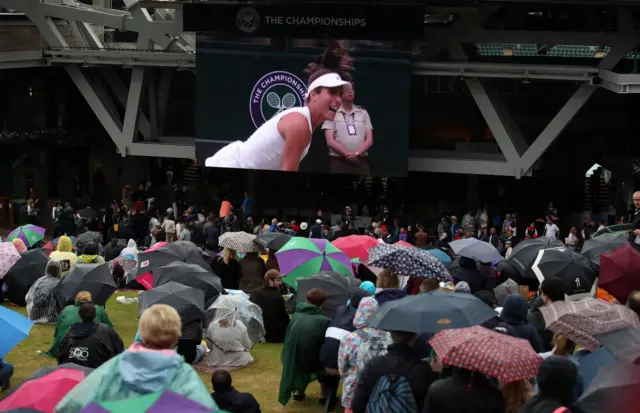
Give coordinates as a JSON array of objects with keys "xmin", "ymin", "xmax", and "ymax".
[
  {"xmin": 139, "ymin": 304, "xmax": 182, "ymax": 349},
  {"xmin": 377, "ymin": 269, "xmax": 399, "ymax": 289},
  {"xmin": 75, "ymin": 291, "xmax": 92, "ymax": 303},
  {"xmin": 222, "ymin": 247, "xmax": 237, "ymax": 265},
  {"xmin": 552, "ymin": 333, "xmax": 576, "ymax": 357},
  {"xmin": 500, "ymin": 380, "xmax": 534, "ymax": 413}
]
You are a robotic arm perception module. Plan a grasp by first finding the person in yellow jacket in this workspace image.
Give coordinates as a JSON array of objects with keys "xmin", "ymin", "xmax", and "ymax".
[{"xmin": 49, "ymin": 236, "xmax": 78, "ymax": 277}]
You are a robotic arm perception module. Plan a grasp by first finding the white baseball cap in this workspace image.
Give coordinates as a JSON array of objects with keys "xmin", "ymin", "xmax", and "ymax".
[{"xmin": 306, "ymin": 73, "xmax": 350, "ymax": 99}]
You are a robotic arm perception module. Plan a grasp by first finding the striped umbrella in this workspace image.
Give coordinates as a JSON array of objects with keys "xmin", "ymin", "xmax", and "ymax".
[
  {"xmin": 276, "ymin": 237, "xmax": 353, "ymax": 289},
  {"xmin": 7, "ymin": 224, "xmax": 46, "ymax": 248}
]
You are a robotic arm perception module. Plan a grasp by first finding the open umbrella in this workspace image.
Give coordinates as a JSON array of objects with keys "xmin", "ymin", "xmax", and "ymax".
[
  {"xmin": 79, "ymin": 390, "xmax": 215, "ymax": 413},
  {"xmin": 368, "ymin": 244, "xmax": 448, "ymax": 280},
  {"xmin": 139, "ymin": 281, "xmax": 205, "ymax": 323},
  {"xmin": 506, "ymin": 237, "xmax": 564, "ymax": 278},
  {"xmin": 153, "ymin": 261, "xmax": 224, "ymax": 307},
  {"xmin": 296, "ymin": 271, "xmax": 362, "ymax": 318},
  {"xmin": 596, "ymin": 328, "xmax": 640, "ymax": 363},
  {"xmin": 539, "ymin": 298, "xmax": 640, "ymax": 351},
  {"xmin": 56, "ymin": 263, "xmax": 117, "ymax": 307},
  {"xmin": 276, "ymin": 238, "xmax": 353, "ymax": 289},
  {"xmin": 331, "ymin": 235, "xmax": 379, "ymax": 263},
  {"xmin": 368, "ymin": 290, "xmax": 496, "ymax": 334},
  {"xmin": 577, "ymin": 362, "xmax": 640, "ymax": 413},
  {"xmin": 7, "ymin": 225, "xmax": 46, "ymax": 248},
  {"xmin": 429, "ymin": 325, "xmax": 543, "ymax": 383},
  {"xmin": 0, "ymin": 368, "xmax": 85, "ymax": 412},
  {"xmin": 254, "ymin": 232, "xmax": 292, "ymax": 251},
  {"xmin": 599, "ymin": 243, "xmax": 640, "ymax": 303},
  {"xmin": 394, "ymin": 240, "xmax": 414, "ymax": 248},
  {"xmin": 425, "ymin": 249, "xmax": 452, "ymax": 268},
  {"xmin": 592, "ymin": 223, "xmax": 636, "ymax": 238},
  {"xmin": 531, "ymin": 246, "xmax": 598, "ymax": 300},
  {"xmin": 219, "ymin": 231, "xmax": 261, "ymax": 253},
  {"xmin": 205, "ymin": 294, "xmax": 265, "ymax": 344},
  {"xmin": 580, "ymin": 233, "xmax": 628, "ymax": 270},
  {"xmin": 0, "ymin": 306, "xmax": 33, "ymax": 358},
  {"xmin": 3, "ymin": 249, "xmax": 49, "ymax": 306},
  {"xmin": 0, "ymin": 242, "xmax": 21, "ymax": 279},
  {"xmin": 448, "ymin": 238, "xmax": 503, "ymax": 263},
  {"xmin": 137, "ymin": 241, "xmax": 210, "ymax": 276}
]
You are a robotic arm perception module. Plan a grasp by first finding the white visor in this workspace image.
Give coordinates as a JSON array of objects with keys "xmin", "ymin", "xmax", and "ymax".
[{"xmin": 306, "ymin": 73, "xmax": 349, "ymax": 99}]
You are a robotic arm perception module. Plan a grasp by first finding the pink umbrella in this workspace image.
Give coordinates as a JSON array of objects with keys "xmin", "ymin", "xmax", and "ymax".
[
  {"xmin": 0, "ymin": 242, "xmax": 21, "ymax": 279},
  {"xmin": 395, "ymin": 240, "xmax": 415, "ymax": 248}
]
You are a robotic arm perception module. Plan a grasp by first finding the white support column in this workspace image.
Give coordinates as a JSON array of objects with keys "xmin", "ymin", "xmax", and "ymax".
[
  {"xmin": 466, "ymin": 78, "xmax": 528, "ymax": 167},
  {"xmin": 100, "ymin": 68, "xmax": 151, "ymax": 139},
  {"xmin": 121, "ymin": 67, "xmax": 145, "ymax": 145},
  {"xmin": 66, "ymin": 66, "xmax": 126, "ymax": 153},
  {"xmin": 519, "ymin": 84, "xmax": 595, "ymax": 176}
]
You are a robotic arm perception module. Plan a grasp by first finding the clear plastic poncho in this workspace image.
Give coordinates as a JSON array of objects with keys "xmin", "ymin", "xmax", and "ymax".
[{"xmin": 205, "ymin": 294, "xmax": 265, "ymax": 345}]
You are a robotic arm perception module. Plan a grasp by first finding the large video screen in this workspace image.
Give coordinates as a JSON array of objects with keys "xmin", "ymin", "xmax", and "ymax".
[{"xmin": 186, "ymin": 3, "xmax": 422, "ymax": 177}]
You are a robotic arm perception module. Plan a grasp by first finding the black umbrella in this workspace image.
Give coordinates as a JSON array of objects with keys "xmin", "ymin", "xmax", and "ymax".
[
  {"xmin": 3, "ymin": 249, "xmax": 49, "ymax": 306},
  {"xmin": 368, "ymin": 290, "xmax": 497, "ymax": 334},
  {"xmin": 507, "ymin": 237, "xmax": 564, "ymax": 278},
  {"xmin": 254, "ymin": 232, "xmax": 292, "ymax": 251},
  {"xmin": 56, "ymin": 263, "xmax": 117, "ymax": 307},
  {"xmin": 153, "ymin": 261, "xmax": 224, "ymax": 307},
  {"xmin": 139, "ymin": 281, "xmax": 205, "ymax": 323},
  {"xmin": 577, "ymin": 362, "xmax": 640, "ymax": 413},
  {"xmin": 137, "ymin": 241, "xmax": 210, "ymax": 275},
  {"xmin": 531, "ymin": 246, "xmax": 598, "ymax": 300},
  {"xmin": 77, "ymin": 207, "xmax": 97, "ymax": 222},
  {"xmin": 581, "ymin": 233, "xmax": 628, "ymax": 270},
  {"xmin": 296, "ymin": 271, "xmax": 362, "ymax": 318},
  {"xmin": 596, "ymin": 328, "xmax": 640, "ymax": 363}
]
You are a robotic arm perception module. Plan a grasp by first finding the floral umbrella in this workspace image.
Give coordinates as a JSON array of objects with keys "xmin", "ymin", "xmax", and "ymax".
[
  {"xmin": 276, "ymin": 237, "xmax": 353, "ymax": 289},
  {"xmin": 368, "ymin": 243, "xmax": 448, "ymax": 280},
  {"xmin": 7, "ymin": 224, "xmax": 46, "ymax": 248},
  {"xmin": 0, "ymin": 242, "xmax": 21, "ymax": 279}
]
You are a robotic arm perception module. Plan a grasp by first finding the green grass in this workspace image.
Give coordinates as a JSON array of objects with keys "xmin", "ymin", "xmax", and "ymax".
[{"xmin": 1, "ymin": 292, "xmax": 334, "ymax": 413}]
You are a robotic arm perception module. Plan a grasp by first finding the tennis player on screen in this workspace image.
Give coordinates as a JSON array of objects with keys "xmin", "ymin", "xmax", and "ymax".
[{"xmin": 205, "ymin": 41, "xmax": 353, "ymax": 172}]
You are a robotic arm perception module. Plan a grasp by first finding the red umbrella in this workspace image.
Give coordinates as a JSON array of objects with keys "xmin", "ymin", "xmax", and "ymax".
[
  {"xmin": 0, "ymin": 368, "xmax": 85, "ymax": 412},
  {"xmin": 331, "ymin": 235, "xmax": 379, "ymax": 264},
  {"xmin": 394, "ymin": 240, "xmax": 415, "ymax": 249},
  {"xmin": 599, "ymin": 244, "xmax": 640, "ymax": 303},
  {"xmin": 429, "ymin": 326, "xmax": 543, "ymax": 383}
]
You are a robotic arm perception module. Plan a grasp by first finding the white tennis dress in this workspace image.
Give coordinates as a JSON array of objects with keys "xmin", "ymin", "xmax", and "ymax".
[{"xmin": 205, "ymin": 107, "xmax": 313, "ymax": 170}]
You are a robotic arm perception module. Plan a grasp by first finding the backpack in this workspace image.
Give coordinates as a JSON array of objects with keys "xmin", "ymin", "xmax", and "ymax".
[
  {"xmin": 366, "ymin": 373, "xmax": 419, "ymax": 413},
  {"xmin": 356, "ymin": 330, "xmax": 389, "ymax": 373}
]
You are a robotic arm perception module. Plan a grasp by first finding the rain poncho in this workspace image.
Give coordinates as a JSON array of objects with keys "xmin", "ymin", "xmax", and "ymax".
[
  {"xmin": 203, "ymin": 296, "xmax": 254, "ymax": 368},
  {"xmin": 54, "ymin": 343, "xmax": 216, "ymax": 413},
  {"xmin": 26, "ymin": 260, "xmax": 63, "ymax": 324},
  {"xmin": 338, "ymin": 297, "xmax": 391, "ymax": 408},
  {"xmin": 49, "ymin": 236, "xmax": 78, "ymax": 276},
  {"xmin": 205, "ymin": 294, "xmax": 265, "ymax": 344},
  {"xmin": 119, "ymin": 240, "xmax": 139, "ymax": 280}
]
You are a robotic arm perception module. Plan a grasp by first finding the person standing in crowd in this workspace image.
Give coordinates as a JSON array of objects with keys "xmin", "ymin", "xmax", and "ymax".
[
  {"xmin": 161, "ymin": 209, "xmax": 177, "ymax": 242},
  {"xmin": 310, "ymin": 219, "xmax": 323, "ymax": 239},
  {"xmin": 55, "ymin": 305, "xmax": 216, "ymax": 412},
  {"xmin": 211, "ymin": 371, "xmax": 261, "ymax": 413},
  {"xmin": 241, "ymin": 192, "xmax": 253, "ymax": 222},
  {"xmin": 220, "ymin": 197, "xmax": 233, "ymax": 219},
  {"xmin": 250, "ymin": 270, "xmax": 290, "ymax": 343},
  {"xmin": 211, "ymin": 248, "xmax": 241, "ymax": 291},
  {"xmin": 521, "ymin": 356, "xmax": 578, "ymax": 413},
  {"xmin": 323, "ymin": 82, "xmax": 373, "ymax": 175},
  {"xmin": 57, "ymin": 303, "xmax": 124, "ymax": 369},
  {"xmin": 278, "ymin": 288, "xmax": 331, "ymax": 406},
  {"xmin": 528, "ymin": 277, "xmax": 566, "ymax": 351},
  {"xmin": 629, "ymin": 191, "xmax": 640, "ymax": 242},
  {"xmin": 500, "ymin": 295, "xmax": 544, "ymax": 353},
  {"xmin": 544, "ymin": 217, "xmax": 560, "ymax": 240}
]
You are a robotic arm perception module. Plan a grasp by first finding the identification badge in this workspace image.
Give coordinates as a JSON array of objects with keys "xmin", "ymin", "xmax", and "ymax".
[{"xmin": 347, "ymin": 124, "xmax": 357, "ymax": 136}]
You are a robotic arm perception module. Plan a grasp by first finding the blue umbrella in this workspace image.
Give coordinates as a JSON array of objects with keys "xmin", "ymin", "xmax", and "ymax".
[
  {"xmin": 368, "ymin": 290, "xmax": 497, "ymax": 334},
  {"xmin": 573, "ymin": 347, "xmax": 616, "ymax": 393},
  {"xmin": 425, "ymin": 249, "xmax": 452, "ymax": 268},
  {"xmin": 0, "ymin": 305, "xmax": 34, "ymax": 358}
]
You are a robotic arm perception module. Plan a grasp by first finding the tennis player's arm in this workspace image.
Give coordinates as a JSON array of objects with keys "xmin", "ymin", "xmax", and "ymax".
[
  {"xmin": 356, "ymin": 110, "xmax": 374, "ymax": 155},
  {"xmin": 278, "ymin": 113, "xmax": 312, "ymax": 171},
  {"xmin": 324, "ymin": 129, "xmax": 350, "ymax": 157}
]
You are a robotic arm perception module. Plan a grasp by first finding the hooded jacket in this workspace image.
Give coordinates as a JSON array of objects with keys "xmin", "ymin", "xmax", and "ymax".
[
  {"xmin": 50, "ymin": 236, "xmax": 78, "ymax": 276},
  {"xmin": 278, "ymin": 302, "xmax": 330, "ymax": 405},
  {"xmin": 319, "ymin": 289, "xmax": 371, "ymax": 369},
  {"xmin": 521, "ymin": 356, "xmax": 577, "ymax": 413},
  {"xmin": 501, "ymin": 294, "xmax": 544, "ymax": 353},
  {"xmin": 104, "ymin": 239, "xmax": 123, "ymax": 262},
  {"xmin": 527, "ymin": 295, "xmax": 557, "ymax": 352},
  {"xmin": 338, "ymin": 297, "xmax": 391, "ymax": 409},
  {"xmin": 47, "ymin": 302, "xmax": 112, "ymax": 357},
  {"xmin": 54, "ymin": 343, "xmax": 216, "ymax": 413},
  {"xmin": 450, "ymin": 257, "xmax": 482, "ymax": 293},
  {"xmin": 423, "ymin": 368, "xmax": 505, "ymax": 413},
  {"xmin": 57, "ymin": 321, "xmax": 124, "ymax": 368}
]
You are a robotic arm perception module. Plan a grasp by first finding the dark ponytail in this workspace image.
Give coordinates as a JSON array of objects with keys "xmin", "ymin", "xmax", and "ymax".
[{"xmin": 305, "ymin": 40, "xmax": 354, "ymax": 84}]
